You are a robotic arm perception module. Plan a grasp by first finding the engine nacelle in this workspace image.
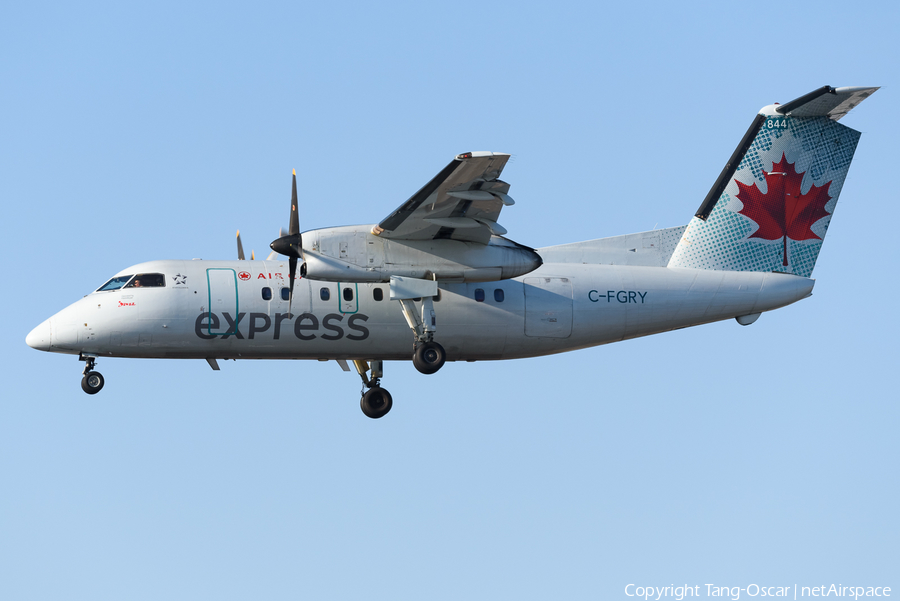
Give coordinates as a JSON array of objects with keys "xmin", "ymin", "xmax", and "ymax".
[
  {"xmin": 300, "ymin": 225, "xmax": 542, "ymax": 283},
  {"xmin": 299, "ymin": 252, "xmax": 383, "ymax": 282}
]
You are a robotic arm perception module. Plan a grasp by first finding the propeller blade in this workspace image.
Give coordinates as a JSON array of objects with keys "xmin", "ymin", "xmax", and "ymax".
[
  {"xmin": 236, "ymin": 230, "xmax": 245, "ymax": 261},
  {"xmin": 269, "ymin": 170, "xmax": 304, "ymax": 312},
  {"xmin": 251, "ymin": 250, "xmax": 255, "ymax": 261},
  {"xmin": 288, "ymin": 256, "xmax": 297, "ymax": 316},
  {"xmin": 289, "ymin": 169, "xmax": 299, "ymax": 236}
]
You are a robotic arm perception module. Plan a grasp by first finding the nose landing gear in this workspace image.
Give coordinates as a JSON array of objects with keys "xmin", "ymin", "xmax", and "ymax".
[
  {"xmin": 353, "ymin": 359, "xmax": 392, "ymax": 419},
  {"xmin": 361, "ymin": 386, "xmax": 393, "ymax": 419},
  {"xmin": 79, "ymin": 354, "xmax": 104, "ymax": 395}
]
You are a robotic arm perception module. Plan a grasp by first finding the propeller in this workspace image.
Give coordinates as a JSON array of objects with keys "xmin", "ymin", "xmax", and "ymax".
[{"xmin": 269, "ymin": 169, "xmax": 303, "ymax": 315}]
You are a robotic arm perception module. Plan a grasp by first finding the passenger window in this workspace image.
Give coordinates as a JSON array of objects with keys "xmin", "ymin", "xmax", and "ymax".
[
  {"xmin": 373, "ymin": 288, "xmax": 383, "ymax": 301},
  {"xmin": 343, "ymin": 287, "xmax": 354, "ymax": 301},
  {"xmin": 262, "ymin": 287, "xmax": 272, "ymax": 301},
  {"xmin": 281, "ymin": 287, "xmax": 290, "ymax": 301},
  {"xmin": 474, "ymin": 288, "xmax": 485, "ymax": 302},
  {"xmin": 125, "ymin": 273, "xmax": 165, "ymax": 288},
  {"xmin": 494, "ymin": 289, "xmax": 504, "ymax": 302},
  {"xmin": 320, "ymin": 287, "xmax": 330, "ymax": 301}
]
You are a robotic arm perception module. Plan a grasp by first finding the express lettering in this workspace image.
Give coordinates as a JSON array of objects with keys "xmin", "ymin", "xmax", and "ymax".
[
  {"xmin": 588, "ymin": 290, "xmax": 647, "ymax": 303},
  {"xmin": 195, "ymin": 312, "xmax": 369, "ymax": 341}
]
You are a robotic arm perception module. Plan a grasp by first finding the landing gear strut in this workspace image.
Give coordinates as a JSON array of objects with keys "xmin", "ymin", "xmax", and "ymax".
[
  {"xmin": 397, "ymin": 294, "xmax": 447, "ymax": 375},
  {"xmin": 79, "ymin": 354, "xmax": 104, "ymax": 395},
  {"xmin": 354, "ymin": 359, "xmax": 392, "ymax": 419}
]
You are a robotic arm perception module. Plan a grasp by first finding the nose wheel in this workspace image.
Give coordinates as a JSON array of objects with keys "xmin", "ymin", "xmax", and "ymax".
[
  {"xmin": 360, "ymin": 386, "xmax": 393, "ymax": 419},
  {"xmin": 81, "ymin": 371, "xmax": 105, "ymax": 394},
  {"xmin": 79, "ymin": 354, "xmax": 104, "ymax": 395},
  {"xmin": 353, "ymin": 359, "xmax": 392, "ymax": 419}
]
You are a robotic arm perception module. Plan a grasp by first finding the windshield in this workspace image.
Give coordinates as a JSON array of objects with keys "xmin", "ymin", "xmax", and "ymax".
[
  {"xmin": 125, "ymin": 273, "xmax": 165, "ymax": 288},
  {"xmin": 97, "ymin": 275, "xmax": 134, "ymax": 292}
]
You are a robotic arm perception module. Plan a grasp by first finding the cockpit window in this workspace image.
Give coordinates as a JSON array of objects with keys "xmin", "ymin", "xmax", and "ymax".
[
  {"xmin": 125, "ymin": 273, "xmax": 166, "ymax": 288},
  {"xmin": 97, "ymin": 275, "xmax": 134, "ymax": 292}
]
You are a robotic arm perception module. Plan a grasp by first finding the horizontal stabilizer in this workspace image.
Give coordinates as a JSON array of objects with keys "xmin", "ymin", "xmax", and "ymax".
[{"xmin": 776, "ymin": 86, "xmax": 879, "ymax": 121}]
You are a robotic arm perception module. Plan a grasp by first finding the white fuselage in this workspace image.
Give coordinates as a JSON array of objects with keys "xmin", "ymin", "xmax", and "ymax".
[{"xmin": 30, "ymin": 258, "xmax": 814, "ymax": 362}]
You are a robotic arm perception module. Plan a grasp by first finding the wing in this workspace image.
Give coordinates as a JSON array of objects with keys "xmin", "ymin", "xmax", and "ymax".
[{"xmin": 372, "ymin": 152, "xmax": 515, "ymax": 244}]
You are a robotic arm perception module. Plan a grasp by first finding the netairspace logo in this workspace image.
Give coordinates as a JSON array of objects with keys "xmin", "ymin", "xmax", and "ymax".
[{"xmin": 624, "ymin": 584, "xmax": 891, "ymax": 601}]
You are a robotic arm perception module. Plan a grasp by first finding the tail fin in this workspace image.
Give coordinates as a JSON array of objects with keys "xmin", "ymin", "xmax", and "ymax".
[{"xmin": 667, "ymin": 85, "xmax": 877, "ymax": 277}]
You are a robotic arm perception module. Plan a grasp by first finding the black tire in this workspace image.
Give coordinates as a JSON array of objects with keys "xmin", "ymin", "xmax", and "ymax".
[
  {"xmin": 412, "ymin": 341, "xmax": 446, "ymax": 375},
  {"xmin": 360, "ymin": 386, "xmax": 393, "ymax": 419},
  {"xmin": 81, "ymin": 371, "xmax": 105, "ymax": 395}
]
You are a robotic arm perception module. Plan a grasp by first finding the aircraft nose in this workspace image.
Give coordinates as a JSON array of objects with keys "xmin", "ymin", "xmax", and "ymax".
[{"xmin": 26, "ymin": 319, "xmax": 52, "ymax": 351}]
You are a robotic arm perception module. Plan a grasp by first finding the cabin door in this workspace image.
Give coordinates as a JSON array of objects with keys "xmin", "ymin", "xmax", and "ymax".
[
  {"xmin": 523, "ymin": 277, "xmax": 573, "ymax": 338},
  {"xmin": 206, "ymin": 268, "xmax": 239, "ymax": 336}
]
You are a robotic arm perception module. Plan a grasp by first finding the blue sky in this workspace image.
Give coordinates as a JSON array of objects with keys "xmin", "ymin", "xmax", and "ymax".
[{"xmin": 2, "ymin": 1, "xmax": 897, "ymax": 599}]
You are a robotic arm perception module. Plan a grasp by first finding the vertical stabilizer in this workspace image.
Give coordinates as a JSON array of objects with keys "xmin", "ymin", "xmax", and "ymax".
[{"xmin": 668, "ymin": 86, "xmax": 877, "ymax": 277}]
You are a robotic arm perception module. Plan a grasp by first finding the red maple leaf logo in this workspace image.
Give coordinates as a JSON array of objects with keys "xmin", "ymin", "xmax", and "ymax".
[{"xmin": 736, "ymin": 153, "xmax": 832, "ymax": 267}]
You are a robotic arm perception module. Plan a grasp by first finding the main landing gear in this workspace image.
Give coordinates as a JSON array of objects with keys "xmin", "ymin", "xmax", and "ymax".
[
  {"xmin": 397, "ymin": 295, "xmax": 446, "ymax": 375},
  {"xmin": 413, "ymin": 340, "xmax": 446, "ymax": 375},
  {"xmin": 79, "ymin": 354, "xmax": 104, "ymax": 395},
  {"xmin": 353, "ymin": 359, "xmax": 393, "ymax": 419}
]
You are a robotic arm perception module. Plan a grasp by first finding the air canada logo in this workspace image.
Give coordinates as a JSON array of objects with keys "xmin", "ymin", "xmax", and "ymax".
[
  {"xmin": 238, "ymin": 271, "xmax": 251, "ymax": 281},
  {"xmin": 736, "ymin": 153, "xmax": 832, "ymax": 268}
]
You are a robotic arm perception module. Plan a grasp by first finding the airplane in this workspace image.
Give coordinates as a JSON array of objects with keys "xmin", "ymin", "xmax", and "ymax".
[{"xmin": 26, "ymin": 85, "xmax": 877, "ymax": 418}]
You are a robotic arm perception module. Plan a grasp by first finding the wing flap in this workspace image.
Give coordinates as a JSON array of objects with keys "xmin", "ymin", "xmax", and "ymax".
[{"xmin": 424, "ymin": 217, "xmax": 483, "ymax": 229}]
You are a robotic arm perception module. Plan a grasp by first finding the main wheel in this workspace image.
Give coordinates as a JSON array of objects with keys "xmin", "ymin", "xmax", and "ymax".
[
  {"xmin": 81, "ymin": 371, "xmax": 105, "ymax": 395},
  {"xmin": 360, "ymin": 387, "xmax": 393, "ymax": 419},
  {"xmin": 413, "ymin": 341, "xmax": 446, "ymax": 375}
]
